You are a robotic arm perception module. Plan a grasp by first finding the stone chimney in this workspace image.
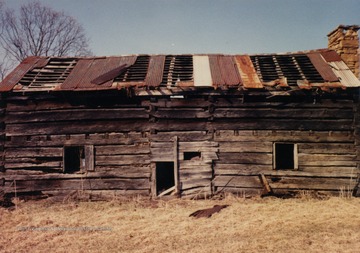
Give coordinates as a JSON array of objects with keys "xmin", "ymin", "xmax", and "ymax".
[{"xmin": 328, "ymin": 25, "xmax": 359, "ymax": 78}]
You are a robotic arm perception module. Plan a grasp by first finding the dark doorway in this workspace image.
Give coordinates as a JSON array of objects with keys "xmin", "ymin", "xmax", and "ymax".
[
  {"xmin": 64, "ymin": 146, "xmax": 84, "ymax": 173},
  {"xmin": 155, "ymin": 162, "xmax": 175, "ymax": 195},
  {"xmin": 274, "ymin": 143, "xmax": 295, "ymax": 170}
]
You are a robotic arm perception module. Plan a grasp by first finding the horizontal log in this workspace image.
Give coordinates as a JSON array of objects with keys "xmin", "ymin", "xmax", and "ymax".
[
  {"xmin": 2, "ymin": 171, "xmax": 150, "ymax": 181},
  {"xmin": 5, "ymin": 161, "xmax": 62, "ymax": 169},
  {"xmin": 217, "ymin": 152, "xmax": 273, "ymax": 164},
  {"xmin": 298, "ymin": 143, "xmax": 356, "ymax": 154},
  {"xmin": 179, "ymin": 170, "xmax": 213, "ymax": 180},
  {"xmin": 219, "ymin": 141, "xmax": 273, "ymax": 153},
  {"xmin": 298, "ymin": 154, "xmax": 357, "ymax": 161},
  {"xmin": 213, "ymin": 175, "xmax": 262, "ymax": 188},
  {"xmin": 214, "ymin": 130, "xmax": 354, "ymax": 143},
  {"xmin": 180, "ymin": 165, "xmax": 212, "ymax": 172},
  {"xmin": 179, "ymin": 141, "xmax": 219, "ymax": 148},
  {"xmin": 150, "ymin": 142, "xmax": 173, "ymax": 148},
  {"xmin": 95, "ymin": 144, "xmax": 150, "ymax": 155},
  {"xmin": 298, "ymin": 160, "xmax": 357, "ymax": 166},
  {"xmin": 5, "ymin": 133, "xmax": 148, "ymax": 147},
  {"xmin": 181, "ymin": 178, "xmax": 212, "ymax": 190},
  {"xmin": 214, "ymin": 164, "xmax": 272, "ymax": 175},
  {"xmin": 150, "ymin": 131, "xmax": 211, "ymax": 142},
  {"xmin": 4, "ymin": 178, "xmax": 150, "ymax": 193},
  {"xmin": 6, "ymin": 108, "xmax": 149, "ymax": 123},
  {"xmin": 151, "ymin": 108, "xmax": 210, "ymax": 119},
  {"xmin": 213, "ymin": 108, "xmax": 353, "ymax": 119},
  {"xmin": 214, "ymin": 187, "xmax": 263, "ymax": 196},
  {"xmin": 266, "ymin": 176, "xmax": 357, "ymax": 191},
  {"xmin": 6, "ymin": 147, "xmax": 63, "ymax": 158},
  {"xmin": 96, "ymin": 155, "xmax": 150, "ymax": 166},
  {"xmin": 180, "ymin": 185, "xmax": 212, "ymax": 197}
]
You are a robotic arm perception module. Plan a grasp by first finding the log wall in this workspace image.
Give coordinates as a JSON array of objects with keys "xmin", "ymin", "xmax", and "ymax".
[{"xmin": 0, "ymin": 91, "xmax": 359, "ymax": 199}]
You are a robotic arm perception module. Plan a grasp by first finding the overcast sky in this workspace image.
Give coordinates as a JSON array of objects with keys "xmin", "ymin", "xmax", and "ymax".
[{"xmin": 4, "ymin": 0, "xmax": 360, "ymax": 56}]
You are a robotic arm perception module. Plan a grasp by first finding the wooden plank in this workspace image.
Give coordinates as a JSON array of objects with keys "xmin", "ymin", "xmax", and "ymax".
[
  {"xmin": 217, "ymin": 152, "xmax": 273, "ymax": 164},
  {"xmin": 173, "ymin": 136, "xmax": 179, "ymax": 195},
  {"xmin": 5, "ymin": 147, "xmax": 63, "ymax": 157},
  {"xmin": 151, "ymin": 109, "xmax": 210, "ymax": 119},
  {"xmin": 214, "ymin": 130, "xmax": 354, "ymax": 143},
  {"xmin": 219, "ymin": 141, "xmax": 273, "ymax": 153},
  {"xmin": 10, "ymin": 133, "xmax": 147, "ymax": 147},
  {"xmin": 6, "ymin": 120, "xmax": 151, "ymax": 136},
  {"xmin": 213, "ymin": 108, "xmax": 353, "ymax": 119},
  {"xmin": 298, "ymin": 143, "xmax": 356, "ymax": 154},
  {"xmin": 85, "ymin": 145, "xmax": 94, "ymax": 171},
  {"xmin": 96, "ymin": 144, "xmax": 150, "ymax": 155},
  {"xmin": 4, "ymin": 178, "xmax": 150, "ymax": 192},
  {"xmin": 267, "ymin": 176, "xmax": 357, "ymax": 191},
  {"xmin": 150, "ymin": 131, "xmax": 211, "ymax": 142},
  {"xmin": 5, "ymin": 161, "xmax": 62, "ymax": 169},
  {"xmin": 181, "ymin": 178, "xmax": 212, "ymax": 190},
  {"xmin": 214, "ymin": 164, "xmax": 272, "ymax": 175},
  {"xmin": 95, "ymin": 155, "xmax": 150, "ymax": 166},
  {"xmin": 2, "ymin": 171, "xmax": 151, "ymax": 180},
  {"xmin": 213, "ymin": 175, "xmax": 262, "ymax": 188},
  {"xmin": 298, "ymin": 154, "xmax": 357, "ymax": 161},
  {"xmin": 6, "ymin": 108, "xmax": 149, "ymax": 123}
]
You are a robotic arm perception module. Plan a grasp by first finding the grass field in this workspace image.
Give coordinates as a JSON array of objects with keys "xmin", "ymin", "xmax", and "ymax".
[{"xmin": 1, "ymin": 193, "xmax": 360, "ymax": 253}]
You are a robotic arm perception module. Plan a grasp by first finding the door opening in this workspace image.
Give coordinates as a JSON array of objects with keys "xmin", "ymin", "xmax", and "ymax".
[{"xmin": 155, "ymin": 162, "xmax": 175, "ymax": 196}]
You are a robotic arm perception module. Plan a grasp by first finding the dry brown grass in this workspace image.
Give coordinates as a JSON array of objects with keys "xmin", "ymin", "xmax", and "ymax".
[{"xmin": 1, "ymin": 194, "xmax": 360, "ymax": 253}]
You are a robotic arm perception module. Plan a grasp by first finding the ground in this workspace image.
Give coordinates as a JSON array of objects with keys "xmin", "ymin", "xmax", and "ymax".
[{"xmin": 1, "ymin": 193, "xmax": 360, "ymax": 253}]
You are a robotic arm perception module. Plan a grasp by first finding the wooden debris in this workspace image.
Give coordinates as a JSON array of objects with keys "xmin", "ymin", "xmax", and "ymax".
[{"xmin": 189, "ymin": 205, "xmax": 229, "ymax": 218}]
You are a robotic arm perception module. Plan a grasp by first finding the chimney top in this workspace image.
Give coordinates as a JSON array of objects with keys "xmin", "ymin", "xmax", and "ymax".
[{"xmin": 327, "ymin": 24, "xmax": 360, "ymax": 37}]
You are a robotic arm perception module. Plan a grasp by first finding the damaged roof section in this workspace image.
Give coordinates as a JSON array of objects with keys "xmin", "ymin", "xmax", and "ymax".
[{"xmin": 1, "ymin": 49, "xmax": 360, "ymax": 93}]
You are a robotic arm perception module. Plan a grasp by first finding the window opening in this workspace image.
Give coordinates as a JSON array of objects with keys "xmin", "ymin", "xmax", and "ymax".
[
  {"xmin": 64, "ymin": 146, "xmax": 84, "ymax": 173},
  {"xmin": 274, "ymin": 143, "xmax": 298, "ymax": 170},
  {"xmin": 184, "ymin": 151, "xmax": 201, "ymax": 160},
  {"xmin": 155, "ymin": 162, "xmax": 175, "ymax": 196},
  {"xmin": 63, "ymin": 145, "xmax": 94, "ymax": 173}
]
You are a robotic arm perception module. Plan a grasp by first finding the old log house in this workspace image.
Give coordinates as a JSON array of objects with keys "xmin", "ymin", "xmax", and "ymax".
[{"xmin": 1, "ymin": 25, "xmax": 360, "ymax": 200}]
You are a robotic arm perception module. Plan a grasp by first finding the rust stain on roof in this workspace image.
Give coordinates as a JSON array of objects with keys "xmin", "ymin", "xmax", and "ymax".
[
  {"xmin": 235, "ymin": 55, "xmax": 263, "ymax": 89},
  {"xmin": 0, "ymin": 56, "xmax": 40, "ymax": 92}
]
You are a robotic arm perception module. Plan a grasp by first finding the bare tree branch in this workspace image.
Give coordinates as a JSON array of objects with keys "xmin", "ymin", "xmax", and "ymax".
[{"xmin": 0, "ymin": 1, "xmax": 92, "ymax": 69}]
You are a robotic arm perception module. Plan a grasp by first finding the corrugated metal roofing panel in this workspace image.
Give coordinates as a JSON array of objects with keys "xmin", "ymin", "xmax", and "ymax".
[
  {"xmin": 193, "ymin": 55, "xmax": 213, "ymax": 87},
  {"xmin": 209, "ymin": 55, "xmax": 225, "ymax": 86},
  {"xmin": 61, "ymin": 59, "xmax": 94, "ymax": 90},
  {"xmin": 0, "ymin": 56, "xmax": 40, "ymax": 92},
  {"xmin": 218, "ymin": 56, "xmax": 241, "ymax": 86},
  {"xmin": 307, "ymin": 52, "xmax": 339, "ymax": 82},
  {"xmin": 320, "ymin": 50, "xmax": 342, "ymax": 62},
  {"xmin": 61, "ymin": 56, "xmax": 137, "ymax": 90},
  {"xmin": 235, "ymin": 55, "xmax": 262, "ymax": 88},
  {"xmin": 145, "ymin": 55, "xmax": 165, "ymax": 87},
  {"xmin": 328, "ymin": 61, "xmax": 360, "ymax": 87}
]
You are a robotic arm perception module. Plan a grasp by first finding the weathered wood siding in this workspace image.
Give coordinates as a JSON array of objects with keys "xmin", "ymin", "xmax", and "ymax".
[{"xmin": 1, "ymin": 92, "xmax": 359, "ymax": 198}]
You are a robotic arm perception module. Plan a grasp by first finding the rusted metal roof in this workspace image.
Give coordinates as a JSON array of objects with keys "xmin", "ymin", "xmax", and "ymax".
[
  {"xmin": 307, "ymin": 52, "xmax": 339, "ymax": 82},
  {"xmin": 235, "ymin": 55, "xmax": 263, "ymax": 88},
  {"xmin": 144, "ymin": 55, "xmax": 165, "ymax": 87},
  {"xmin": 61, "ymin": 56, "xmax": 136, "ymax": 90},
  {"xmin": 0, "ymin": 56, "xmax": 40, "ymax": 92},
  {"xmin": 1, "ymin": 50, "xmax": 359, "ymax": 93}
]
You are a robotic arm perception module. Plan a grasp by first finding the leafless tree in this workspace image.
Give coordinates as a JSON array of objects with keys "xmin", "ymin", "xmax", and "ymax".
[{"xmin": 0, "ymin": 1, "xmax": 91, "ymax": 64}]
